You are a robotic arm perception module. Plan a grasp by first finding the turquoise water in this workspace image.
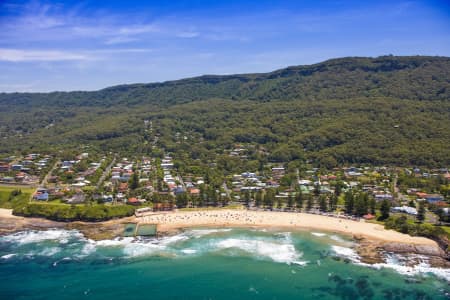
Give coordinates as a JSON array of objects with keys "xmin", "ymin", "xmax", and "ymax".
[{"xmin": 0, "ymin": 227, "xmax": 449, "ymax": 299}]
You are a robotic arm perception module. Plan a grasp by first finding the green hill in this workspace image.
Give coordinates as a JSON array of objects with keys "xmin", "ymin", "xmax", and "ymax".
[{"xmin": 0, "ymin": 55, "xmax": 449, "ymax": 167}]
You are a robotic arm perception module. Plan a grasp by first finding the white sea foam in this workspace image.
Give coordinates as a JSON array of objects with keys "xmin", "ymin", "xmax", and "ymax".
[
  {"xmin": 311, "ymin": 232, "xmax": 327, "ymax": 237},
  {"xmin": 40, "ymin": 247, "xmax": 61, "ymax": 256},
  {"xmin": 181, "ymin": 249, "xmax": 197, "ymax": 254},
  {"xmin": 331, "ymin": 245, "xmax": 361, "ymax": 263},
  {"xmin": 329, "ymin": 235, "xmax": 347, "ymax": 243},
  {"xmin": 79, "ymin": 243, "xmax": 96, "ymax": 257},
  {"xmin": 0, "ymin": 229, "xmax": 83, "ymax": 245},
  {"xmin": 158, "ymin": 234, "xmax": 190, "ymax": 245},
  {"xmin": 216, "ymin": 238, "xmax": 305, "ymax": 265},
  {"xmin": 122, "ymin": 242, "xmax": 165, "ymax": 257},
  {"xmin": 189, "ymin": 229, "xmax": 232, "ymax": 238},
  {"xmin": 94, "ymin": 237, "xmax": 135, "ymax": 247},
  {"xmin": 366, "ymin": 253, "xmax": 450, "ymax": 282},
  {"xmin": 331, "ymin": 245, "xmax": 450, "ymax": 282},
  {"xmin": 1, "ymin": 253, "xmax": 16, "ymax": 259}
]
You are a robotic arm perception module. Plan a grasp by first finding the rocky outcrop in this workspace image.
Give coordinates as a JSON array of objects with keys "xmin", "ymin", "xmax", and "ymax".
[{"xmin": 355, "ymin": 237, "xmax": 450, "ymax": 268}]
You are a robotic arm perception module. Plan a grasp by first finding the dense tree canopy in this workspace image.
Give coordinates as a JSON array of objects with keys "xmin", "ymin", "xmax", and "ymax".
[{"xmin": 0, "ymin": 56, "xmax": 449, "ymax": 168}]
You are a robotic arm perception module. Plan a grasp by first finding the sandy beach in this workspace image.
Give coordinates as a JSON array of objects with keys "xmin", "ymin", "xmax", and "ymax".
[
  {"xmin": 138, "ymin": 209, "xmax": 437, "ymax": 246},
  {"xmin": 0, "ymin": 208, "xmax": 17, "ymax": 218}
]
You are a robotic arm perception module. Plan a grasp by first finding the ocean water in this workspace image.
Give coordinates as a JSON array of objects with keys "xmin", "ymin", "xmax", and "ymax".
[{"xmin": 0, "ymin": 227, "xmax": 449, "ymax": 300}]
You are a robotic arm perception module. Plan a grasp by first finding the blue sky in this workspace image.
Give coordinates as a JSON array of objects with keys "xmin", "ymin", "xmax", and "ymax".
[{"xmin": 0, "ymin": 0, "xmax": 449, "ymax": 92}]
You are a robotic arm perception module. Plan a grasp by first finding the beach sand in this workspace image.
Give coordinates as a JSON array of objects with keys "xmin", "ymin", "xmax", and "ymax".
[
  {"xmin": 0, "ymin": 209, "xmax": 17, "ymax": 218},
  {"xmin": 138, "ymin": 209, "xmax": 437, "ymax": 246}
]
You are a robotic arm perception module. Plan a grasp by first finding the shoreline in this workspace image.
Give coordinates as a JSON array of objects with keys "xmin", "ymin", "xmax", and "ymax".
[
  {"xmin": 137, "ymin": 209, "xmax": 448, "ymax": 267},
  {"xmin": 138, "ymin": 210, "xmax": 436, "ymax": 245},
  {"xmin": 0, "ymin": 209, "xmax": 448, "ymax": 267}
]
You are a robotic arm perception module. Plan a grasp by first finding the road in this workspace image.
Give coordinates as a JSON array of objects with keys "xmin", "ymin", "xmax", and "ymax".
[
  {"xmin": 96, "ymin": 155, "xmax": 117, "ymax": 190},
  {"xmin": 40, "ymin": 160, "xmax": 59, "ymax": 187},
  {"xmin": 222, "ymin": 182, "xmax": 231, "ymax": 199}
]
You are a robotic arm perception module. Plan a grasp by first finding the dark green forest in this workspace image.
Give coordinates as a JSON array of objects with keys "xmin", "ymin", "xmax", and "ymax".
[{"xmin": 1, "ymin": 55, "xmax": 449, "ymax": 167}]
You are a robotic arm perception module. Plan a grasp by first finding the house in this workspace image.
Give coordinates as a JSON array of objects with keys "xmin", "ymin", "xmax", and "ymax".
[
  {"xmin": 119, "ymin": 183, "xmax": 128, "ymax": 192},
  {"xmin": 174, "ymin": 187, "xmax": 185, "ymax": 195},
  {"xmin": 0, "ymin": 164, "xmax": 10, "ymax": 172},
  {"xmin": 34, "ymin": 192, "xmax": 49, "ymax": 201},
  {"xmin": 103, "ymin": 195, "xmax": 114, "ymax": 202},
  {"xmin": 374, "ymin": 193, "xmax": 393, "ymax": 201},
  {"xmin": 11, "ymin": 164, "xmax": 23, "ymax": 171},
  {"xmin": 363, "ymin": 214, "xmax": 375, "ymax": 220},
  {"xmin": 392, "ymin": 206, "xmax": 417, "ymax": 215},
  {"xmin": 425, "ymin": 194, "xmax": 445, "ymax": 203},
  {"xmin": 127, "ymin": 197, "xmax": 140, "ymax": 205},
  {"xmin": 189, "ymin": 188, "xmax": 200, "ymax": 196},
  {"xmin": 272, "ymin": 167, "xmax": 285, "ymax": 180},
  {"xmin": 416, "ymin": 192, "xmax": 428, "ymax": 198},
  {"xmin": 66, "ymin": 193, "xmax": 86, "ymax": 204},
  {"xmin": 1, "ymin": 177, "xmax": 14, "ymax": 182}
]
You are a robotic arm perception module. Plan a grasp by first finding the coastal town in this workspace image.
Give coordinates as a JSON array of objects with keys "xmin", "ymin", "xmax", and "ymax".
[{"xmin": 0, "ymin": 149, "xmax": 448, "ymax": 226}]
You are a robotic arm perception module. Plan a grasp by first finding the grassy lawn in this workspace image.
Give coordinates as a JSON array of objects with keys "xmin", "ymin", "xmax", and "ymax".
[
  {"xmin": 438, "ymin": 225, "xmax": 450, "ymax": 239},
  {"xmin": 0, "ymin": 186, "xmax": 33, "ymax": 209},
  {"xmin": 0, "ymin": 185, "xmax": 35, "ymax": 195}
]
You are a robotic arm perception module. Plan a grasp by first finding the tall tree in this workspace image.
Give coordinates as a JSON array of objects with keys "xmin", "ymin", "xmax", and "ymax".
[
  {"xmin": 368, "ymin": 197, "xmax": 376, "ymax": 215},
  {"xmin": 265, "ymin": 189, "xmax": 275, "ymax": 209},
  {"xmin": 244, "ymin": 190, "xmax": 251, "ymax": 208},
  {"xmin": 306, "ymin": 195, "xmax": 313, "ymax": 211},
  {"xmin": 344, "ymin": 191, "xmax": 354, "ymax": 215},
  {"xmin": 129, "ymin": 171, "xmax": 139, "ymax": 190},
  {"xmin": 295, "ymin": 190, "xmax": 303, "ymax": 212},
  {"xmin": 287, "ymin": 195, "xmax": 294, "ymax": 210},
  {"xmin": 379, "ymin": 199, "xmax": 391, "ymax": 220},
  {"xmin": 329, "ymin": 194, "xmax": 338, "ymax": 212},
  {"xmin": 319, "ymin": 195, "xmax": 327, "ymax": 212},
  {"xmin": 334, "ymin": 181, "xmax": 343, "ymax": 197},
  {"xmin": 255, "ymin": 191, "xmax": 262, "ymax": 208},
  {"xmin": 176, "ymin": 193, "xmax": 188, "ymax": 208},
  {"xmin": 354, "ymin": 193, "xmax": 368, "ymax": 216},
  {"xmin": 417, "ymin": 201, "xmax": 426, "ymax": 223}
]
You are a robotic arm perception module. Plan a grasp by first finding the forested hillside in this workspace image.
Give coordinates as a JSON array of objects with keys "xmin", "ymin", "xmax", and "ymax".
[{"xmin": 0, "ymin": 55, "xmax": 449, "ymax": 167}]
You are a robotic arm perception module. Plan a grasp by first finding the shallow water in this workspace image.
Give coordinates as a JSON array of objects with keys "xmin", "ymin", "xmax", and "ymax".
[{"xmin": 0, "ymin": 227, "xmax": 449, "ymax": 299}]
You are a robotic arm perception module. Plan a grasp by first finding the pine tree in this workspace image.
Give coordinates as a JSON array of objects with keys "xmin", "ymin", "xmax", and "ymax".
[
  {"xmin": 379, "ymin": 199, "xmax": 390, "ymax": 220},
  {"xmin": 295, "ymin": 190, "xmax": 303, "ymax": 211},
  {"xmin": 287, "ymin": 195, "xmax": 294, "ymax": 210},
  {"xmin": 319, "ymin": 195, "xmax": 327, "ymax": 212},
  {"xmin": 130, "ymin": 171, "xmax": 139, "ymax": 190},
  {"xmin": 354, "ymin": 193, "xmax": 368, "ymax": 216},
  {"xmin": 306, "ymin": 195, "xmax": 313, "ymax": 211},
  {"xmin": 417, "ymin": 201, "xmax": 425, "ymax": 222},
  {"xmin": 244, "ymin": 190, "xmax": 251, "ymax": 208},
  {"xmin": 368, "ymin": 198, "xmax": 376, "ymax": 215},
  {"xmin": 255, "ymin": 191, "xmax": 262, "ymax": 207},
  {"xmin": 344, "ymin": 191, "xmax": 354, "ymax": 215}
]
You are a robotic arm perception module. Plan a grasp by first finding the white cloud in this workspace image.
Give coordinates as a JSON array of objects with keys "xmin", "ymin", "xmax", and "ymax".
[
  {"xmin": 0, "ymin": 48, "xmax": 89, "ymax": 62},
  {"xmin": 176, "ymin": 31, "xmax": 200, "ymax": 38},
  {"xmin": 118, "ymin": 24, "xmax": 159, "ymax": 35},
  {"xmin": 0, "ymin": 48, "xmax": 152, "ymax": 62},
  {"xmin": 104, "ymin": 36, "xmax": 139, "ymax": 45}
]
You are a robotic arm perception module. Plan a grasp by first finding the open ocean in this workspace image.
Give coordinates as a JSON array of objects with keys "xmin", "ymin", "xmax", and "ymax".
[{"xmin": 0, "ymin": 227, "xmax": 449, "ymax": 299}]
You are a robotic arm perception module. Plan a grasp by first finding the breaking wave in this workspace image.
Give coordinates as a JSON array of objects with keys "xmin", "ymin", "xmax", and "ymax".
[
  {"xmin": 1, "ymin": 227, "xmax": 449, "ymax": 282},
  {"xmin": 330, "ymin": 245, "xmax": 450, "ymax": 282},
  {"xmin": 0, "ymin": 229, "xmax": 83, "ymax": 245},
  {"xmin": 311, "ymin": 232, "xmax": 326, "ymax": 237},
  {"xmin": 215, "ymin": 238, "xmax": 306, "ymax": 265},
  {"xmin": 370, "ymin": 253, "xmax": 450, "ymax": 282},
  {"xmin": 331, "ymin": 245, "xmax": 361, "ymax": 263}
]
